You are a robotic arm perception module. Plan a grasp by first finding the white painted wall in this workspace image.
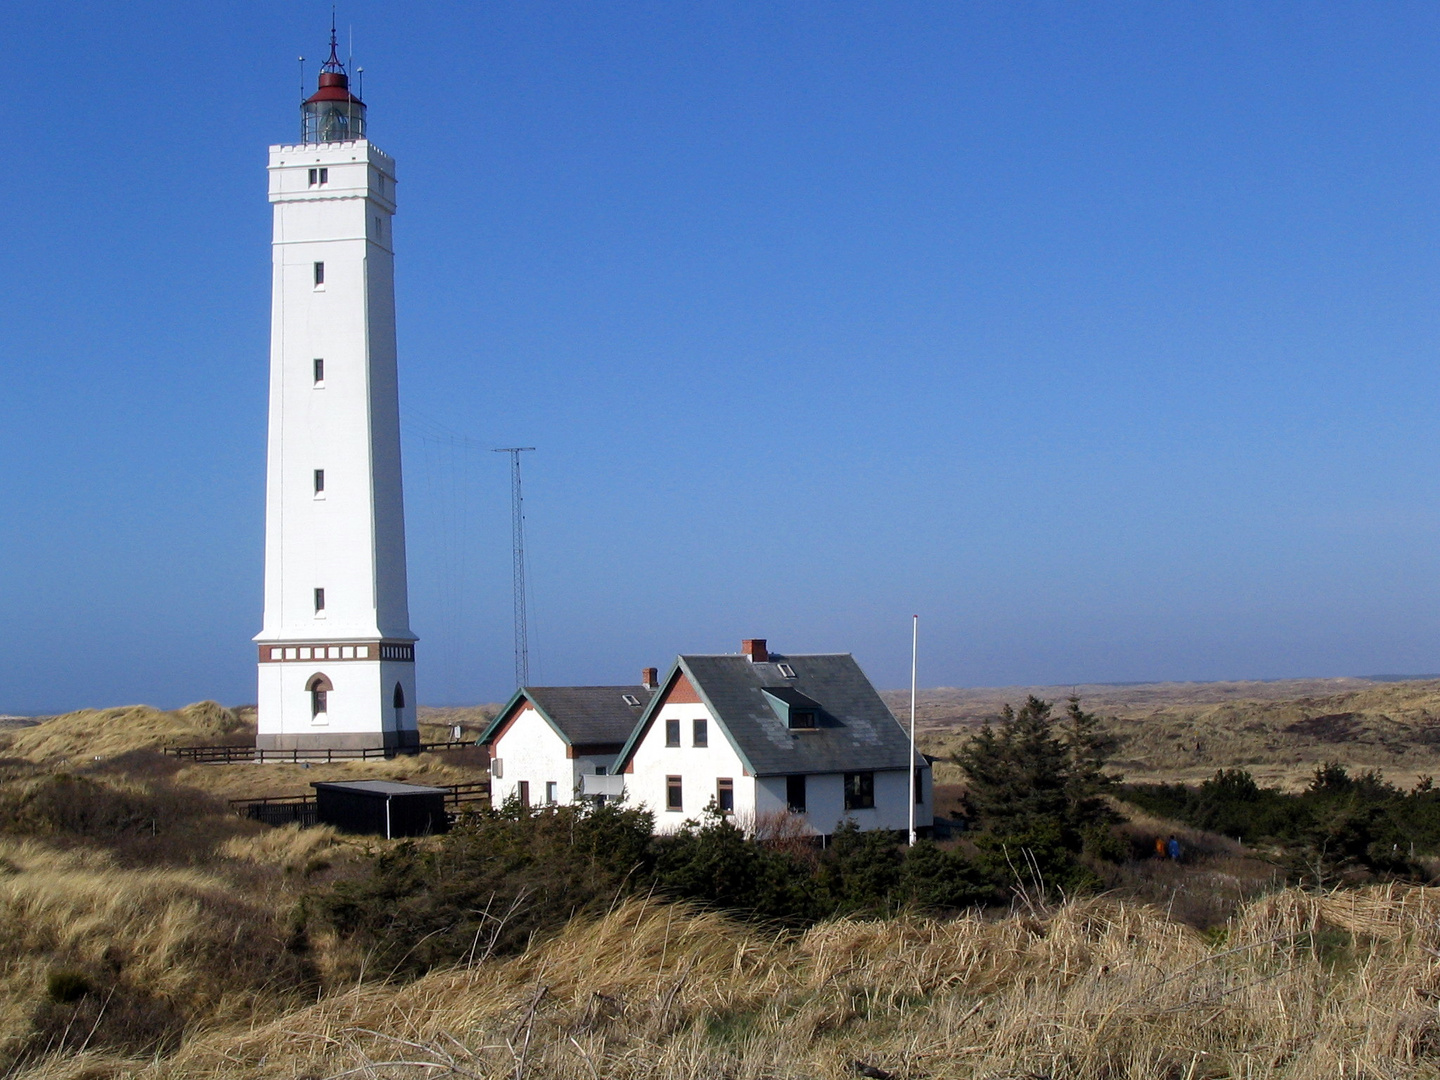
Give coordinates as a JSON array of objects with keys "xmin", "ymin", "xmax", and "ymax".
[
  {"xmin": 255, "ymin": 137, "xmax": 416, "ymax": 747},
  {"xmin": 491, "ymin": 706, "xmax": 574, "ymax": 806},
  {"xmin": 624, "ymin": 700, "xmax": 752, "ymax": 833},
  {"xmin": 257, "ymin": 656, "xmax": 416, "ymax": 749},
  {"xmin": 761, "ymin": 768, "xmax": 936, "ymax": 834}
]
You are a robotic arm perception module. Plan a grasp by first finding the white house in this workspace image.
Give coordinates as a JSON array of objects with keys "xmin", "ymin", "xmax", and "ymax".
[
  {"xmin": 479, "ymin": 677, "xmax": 657, "ymax": 808},
  {"xmin": 612, "ymin": 639, "xmax": 932, "ymax": 837}
]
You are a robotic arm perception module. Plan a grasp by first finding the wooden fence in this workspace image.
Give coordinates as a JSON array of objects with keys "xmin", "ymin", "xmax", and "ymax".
[{"xmin": 165, "ymin": 740, "xmax": 478, "ymax": 764}]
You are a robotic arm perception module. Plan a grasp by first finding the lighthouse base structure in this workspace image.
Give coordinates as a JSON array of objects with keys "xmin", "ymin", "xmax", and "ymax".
[{"xmin": 255, "ymin": 645, "xmax": 418, "ymax": 754}]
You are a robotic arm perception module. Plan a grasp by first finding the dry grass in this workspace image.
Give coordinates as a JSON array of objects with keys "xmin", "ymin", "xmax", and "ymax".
[
  {"xmin": 10, "ymin": 885, "xmax": 1440, "ymax": 1079},
  {"xmin": 0, "ymin": 702, "xmax": 251, "ymax": 764},
  {"xmin": 0, "ymin": 838, "xmax": 315, "ymax": 1067},
  {"xmin": 13, "ymin": 693, "xmax": 1440, "ymax": 1077},
  {"xmin": 0, "ymin": 702, "xmax": 492, "ymax": 804}
]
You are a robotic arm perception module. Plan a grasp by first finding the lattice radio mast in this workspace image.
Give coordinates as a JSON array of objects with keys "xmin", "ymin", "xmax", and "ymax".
[{"xmin": 493, "ymin": 447, "xmax": 535, "ymax": 686}]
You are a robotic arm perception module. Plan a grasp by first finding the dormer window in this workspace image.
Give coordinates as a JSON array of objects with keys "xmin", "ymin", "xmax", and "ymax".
[{"xmin": 762, "ymin": 687, "xmax": 824, "ymax": 730}]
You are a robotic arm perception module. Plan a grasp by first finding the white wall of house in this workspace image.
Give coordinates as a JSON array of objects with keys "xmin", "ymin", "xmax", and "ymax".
[
  {"xmin": 490, "ymin": 706, "xmax": 572, "ymax": 807},
  {"xmin": 752, "ymin": 766, "xmax": 933, "ymax": 835},
  {"xmin": 625, "ymin": 700, "xmax": 751, "ymax": 833}
]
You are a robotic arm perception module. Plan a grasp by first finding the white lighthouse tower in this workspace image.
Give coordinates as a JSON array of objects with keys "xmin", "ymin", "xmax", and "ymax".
[{"xmin": 254, "ymin": 31, "xmax": 418, "ymax": 753}]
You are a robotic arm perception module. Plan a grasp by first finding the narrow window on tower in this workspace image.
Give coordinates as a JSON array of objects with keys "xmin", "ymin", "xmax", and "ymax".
[
  {"xmin": 307, "ymin": 674, "xmax": 332, "ymax": 720},
  {"xmin": 313, "ymin": 261, "xmax": 325, "ymax": 288},
  {"xmin": 313, "ymin": 358, "xmax": 325, "ymax": 385},
  {"xmin": 318, "ymin": 167, "xmax": 328, "ymax": 185},
  {"xmin": 313, "ymin": 469, "xmax": 325, "ymax": 498},
  {"xmin": 313, "ymin": 587, "xmax": 325, "ymax": 614},
  {"xmin": 308, "ymin": 168, "xmax": 317, "ymax": 186}
]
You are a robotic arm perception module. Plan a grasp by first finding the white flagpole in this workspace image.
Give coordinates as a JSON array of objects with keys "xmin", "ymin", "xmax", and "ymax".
[{"xmin": 908, "ymin": 614, "xmax": 918, "ymax": 846}]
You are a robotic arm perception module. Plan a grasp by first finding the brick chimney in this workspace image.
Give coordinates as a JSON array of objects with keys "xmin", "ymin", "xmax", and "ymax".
[
  {"xmin": 641, "ymin": 667, "xmax": 658, "ymax": 690},
  {"xmin": 742, "ymin": 638, "xmax": 769, "ymax": 663}
]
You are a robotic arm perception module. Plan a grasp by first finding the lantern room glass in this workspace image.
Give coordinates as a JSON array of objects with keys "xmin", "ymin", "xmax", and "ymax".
[{"xmin": 302, "ymin": 98, "xmax": 366, "ymax": 144}]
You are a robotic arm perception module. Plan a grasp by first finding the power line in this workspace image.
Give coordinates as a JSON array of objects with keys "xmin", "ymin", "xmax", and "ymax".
[{"xmin": 493, "ymin": 447, "xmax": 535, "ymax": 688}]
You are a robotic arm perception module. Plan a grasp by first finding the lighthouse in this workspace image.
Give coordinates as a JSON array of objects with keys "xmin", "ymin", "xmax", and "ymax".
[{"xmin": 254, "ymin": 30, "xmax": 418, "ymax": 753}]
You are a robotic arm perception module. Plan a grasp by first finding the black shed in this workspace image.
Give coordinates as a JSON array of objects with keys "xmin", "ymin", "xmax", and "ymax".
[{"xmin": 311, "ymin": 780, "xmax": 450, "ymax": 838}]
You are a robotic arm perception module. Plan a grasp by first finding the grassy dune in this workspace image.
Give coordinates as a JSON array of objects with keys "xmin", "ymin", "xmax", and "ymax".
[
  {"xmin": 3, "ymin": 692, "xmax": 1440, "ymax": 1077},
  {"xmin": 10, "ymin": 887, "xmax": 1440, "ymax": 1079}
]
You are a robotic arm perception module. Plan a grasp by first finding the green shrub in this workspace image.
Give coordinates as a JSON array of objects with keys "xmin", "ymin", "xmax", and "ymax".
[{"xmin": 45, "ymin": 968, "xmax": 90, "ymax": 1003}]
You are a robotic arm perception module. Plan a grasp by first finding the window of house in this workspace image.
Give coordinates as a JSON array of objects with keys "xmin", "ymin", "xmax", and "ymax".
[
  {"xmin": 844, "ymin": 772, "xmax": 875, "ymax": 811},
  {"xmin": 777, "ymin": 663, "xmax": 797, "ymax": 678},
  {"xmin": 666, "ymin": 775, "xmax": 683, "ymax": 811},
  {"xmin": 595, "ymin": 765, "xmax": 607, "ymax": 776},
  {"xmin": 622, "ymin": 694, "xmax": 641, "ymax": 707},
  {"xmin": 313, "ymin": 358, "xmax": 325, "ymax": 384},
  {"xmin": 545, "ymin": 781, "xmax": 557, "ymax": 805},
  {"xmin": 789, "ymin": 708, "xmax": 818, "ymax": 729},
  {"xmin": 786, "ymin": 775, "xmax": 806, "ymax": 813},
  {"xmin": 693, "ymin": 717, "xmax": 708, "ymax": 747},
  {"xmin": 313, "ymin": 261, "xmax": 325, "ymax": 287},
  {"xmin": 716, "ymin": 778, "xmax": 734, "ymax": 813},
  {"xmin": 516, "ymin": 780, "xmax": 530, "ymax": 809},
  {"xmin": 665, "ymin": 718, "xmax": 680, "ymax": 747},
  {"xmin": 914, "ymin": 766, "xmax": 924, "ymax": 803},
  {"xmin": 313, "ymin": 587, "xmax": 325, "ymax": 613},
  {"xmin": 313, "ymin": 469, "xmax": 325, "ymax": 495}
]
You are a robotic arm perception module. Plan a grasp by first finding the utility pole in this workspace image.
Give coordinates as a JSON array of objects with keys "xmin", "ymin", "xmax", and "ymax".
[
  {"xmin": 908, "ymin": 614, "xmax": 918, "ymax": 846},
  {"xmin": 493, "ymin": 447, "xmax": 535, "ymax": 687}
]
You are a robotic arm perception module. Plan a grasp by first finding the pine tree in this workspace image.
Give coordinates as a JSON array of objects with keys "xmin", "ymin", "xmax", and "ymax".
[
  {"xmin": 953, "ymin": 696, "xmax": 1071, "ymax": 835},
  {"xmin": 1061, "ymin": 695, "xmax": 1122, "ymax": 829},
  {"xmin": 952, "ymin": 695, "xmax": 1122, "ymax": 887}
]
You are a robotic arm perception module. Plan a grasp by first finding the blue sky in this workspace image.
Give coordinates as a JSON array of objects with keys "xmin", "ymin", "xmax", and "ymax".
[{"xmin": 4, "ymin": 2, "xmax": 1440, "ymax": 713}]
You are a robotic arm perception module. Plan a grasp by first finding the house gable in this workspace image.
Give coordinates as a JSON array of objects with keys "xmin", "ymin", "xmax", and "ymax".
[
  {"xmin": 479, "ymin": 690, "xmax": 570, "ymax": 749},
  {"xmin": 615, "ymin": 660, "xmax": 758, "ymax": 775}
]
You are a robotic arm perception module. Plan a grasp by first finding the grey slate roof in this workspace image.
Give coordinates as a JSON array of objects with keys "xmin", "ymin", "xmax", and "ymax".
[
  {"xmin": 617, "ymin": 653, "xmax": 922, "ymax": 777},
  {"xmin": 480, "ymin": 685, "xmax": 653, "ymax": 747}
]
